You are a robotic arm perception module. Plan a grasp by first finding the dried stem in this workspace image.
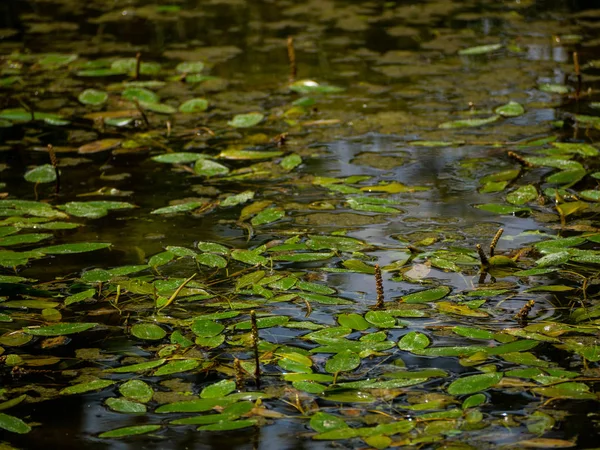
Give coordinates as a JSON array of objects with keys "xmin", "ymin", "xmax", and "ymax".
[
  {"xmin": 507, "ymin": 151, "xmax": 532, "ymax": 167},
  {"xmin": 574, "ymin": 51, "xmax": 581, "ymax": 100},
  {"xmin": 250, "ymin": 310, "xmax": 261, "ymax": 388},
  {"xmin": 48, "ymin": 144, "xmax": 60, "ymax": 195},
  {"xmin": 476, "ymin": 244, "xmax": 489, "ymax": 267},
  {"xmin": 135, "ymin": 52, "xmax": 141, "ymax": 80},
  {"xmin": 234, "ymin": 358, "xmax": 244, "ymax": 390},
  {"xmin": 287, "ymin": 36, "xmax": 296, "ymax": 83},
  {"xmin": 489, "ymin": 228, "xmax": 504, "ymax": 257},
  {"xmin": 375, "ymin": 264, "xmax": 384, "ymax": 308},
  {"xmin": 134, "ymin": 99, "xmax": 150, "ymax": 128}
]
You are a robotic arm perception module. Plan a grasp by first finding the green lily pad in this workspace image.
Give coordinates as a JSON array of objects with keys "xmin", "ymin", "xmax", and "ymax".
[
  {"xmin": 131, "ymin": 323, "xmax": 166, "ymax": 340},
  {"xmin": 23, "ymin": 322, "xmax": 97, "ymax": 336},
  {"xmin": 0, "ymin": 413, "xmax": 31, "ymax": 434},
  {"xmin": 24, "ymin": 165, "xmax": 57, "ymax": 183},
  {"xmin": 179, "ymin": 98, "xmax": 209, "ymax": 113},
  {"xmin": 447, "ymin": 372, "xmax": 503, "ymax": 395},
  {"xmin": 228, "ymin": 112, "xmax": 264, "ymax": 128},
  {"xmin": 99, "ymin": 424, "xmax": 161, "ymax": 438},
  {"xmin": 78, "ymin": 89, "xmax": 108, "ymax": 106},
  {"xmin": 458, "ymin": 43, "xmax": 502, "ymax": 55},
  {"xmin": 39, "ymin": 243, "xmax": 112, "ymax": 254}
]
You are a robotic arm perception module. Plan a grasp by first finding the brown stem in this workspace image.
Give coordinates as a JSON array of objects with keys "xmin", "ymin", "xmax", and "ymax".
[
  {"xmin": 574, "ymin": 51, "xmax": 581, "ymax": 100},
  {"xmin": 375, "ymin": 264, "xmax": 384, "ymax": 308},
  {"xmin": 135, "ymin": 52, "xmax": 141, "ymax": 80},
  {"xmin": 287, "ymin": 36, "xmax": 296, "ymax": 83},
  {"xmin": 234, "ymin": 358, "xmax": 244, "ymax": 390},
  {"xmin": 489, "ymin": 228, "xmax": 504, "ymax": 257},
  {"xmin": 48, "ymin": 144, "xmax": 60, "ymax": 195},
  {"xmin": 476, "ymin": 244, "xmax": 489, "ymax": 267},
  {"xmin": 250, "ymin": 310, "xmax": 261, "ymax": 388}
]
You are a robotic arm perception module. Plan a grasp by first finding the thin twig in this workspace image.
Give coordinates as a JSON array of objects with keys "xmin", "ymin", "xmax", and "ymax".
[
  {"xmin": 287, "ymin": 36, "xmax": 296, "ymax": 83},
  {"xmin": 135, "ymin": 52, "xmax": 141, "ymax": 80},
  {"xmin": 250, "ymin": 310, "xmax": 261, "ymax": 388}
]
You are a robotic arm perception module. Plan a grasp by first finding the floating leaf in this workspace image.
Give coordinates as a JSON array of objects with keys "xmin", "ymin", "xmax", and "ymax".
[
  {"xmin": 506, "ymin": 185, "xmax": 537, "ymax": 205},
  {"xmin": 338, "ymin": 313, "xmax": 370, "ymax": 331},
  {"xmin": 60, "ymin": 379, "xmax": 115, "ymax": 395},
  {"xmin": 122, "ymin": 87, "xmax": 159, "ymax": 104},
  {"xmin": 438, "ymin": 116, "xmax": 499, "ymax": 129},
  {"xmin": 0, "ymin": 413, "xmax": 31, "ymax": 434},
  {"xmin": 131, "ymin": 323, "xmax": 166, "ymax": 340},
  {"xmin": 24, "ymin": 165, "xmax": 56, "ymax": 183},
  {"xmin": 59, "ymin": 201, "xmax": 135, "ymax": 218},
  {"xmin": 251, "ymin": 207, "xmax": 285, "ymax": 226},
  {"xmin": 153, "ymin": 359, "xmax": 200, "ymax": 376},
  {"xmin": 458, "ymin": 43, "xmax": 502, "ymax": 55},
  {"xmin": 228, "ymin": 112, "xmax": 264, "ymax": 128},
  {"xmin": 325, "ymin": 350, "xmax": 361, "ymax": 373},
  {"xmin": 176, "ymin": 61, "xmax": 205, "ymax": 73},
  {"xmin": 105, "ymin": 398, "xmax": 146, "ymax": 414},
  {"xmin": 494, "ymin": 101, "xmax": 524, "ymax": 117},
  {"xmin": 78, "ymin": 138, "xmax": 122, "ymax": 154},
  {"xmin": 310, "ymin": 412, "xmax": 348, "ymax": 433},
  {"xmin": 289, "ymin": 80, "xmax": 344, "ymax": 94},
  {"xmin": 78, "ymin": 89, "xmax": 108, "ymax": 106},
  {"xmin": 179, "ymin": 98, "xmax": 209, "ymax": 113},
  {"xmin": 39, "ymin": 243, "xmax": 111, "ymax": 254},
  {"xmin": 475, "ymin": 203, "xmax": 531, "ymax": 215},
  {"xmin": 398, "ymin": 331, "xmax": 430, "ymax": 351},
  {"xmin": 401, "ymin": 286, "xmax": 451, "ymax": 304},
  {"xmin": 23, "ymin": 322, "xmax": 97, "ymax": 336},
  {"xmin": 200, "ymin": 380, "xmax": 236, "ymax": 399},
  {"xmin": 194, "ymin": 159, "xmax": 229, "ymax": 177},
  {"xmin": 119, "ymin": 380, "xmax": 153, "ymax": 403},
  {"xmin": 151, "ymin": 202, "xmax": 205, "ymax": 215},
  {"xmin": 99, "ymin": 424, "xmax": 161, "ymax": 438},
  {"xmin": 447, "ymin": 372, "xmax": 503, "ymax": 395},
  {"xmin": 0, "ymin": 233, "xmax": 52, "ymax": 246}
]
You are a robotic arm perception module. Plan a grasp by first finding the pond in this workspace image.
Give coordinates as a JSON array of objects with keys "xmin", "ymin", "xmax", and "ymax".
[{"xmin": 1, "ymin": 0, "xmax": 600, "ymax": 449}]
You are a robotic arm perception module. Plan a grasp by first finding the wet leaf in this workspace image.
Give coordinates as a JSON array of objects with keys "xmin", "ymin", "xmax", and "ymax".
[
  {"xmin": 23, "ymin": 322, "xmax": 97, "ymax": 336},
  {"xmin": 447, "ymin": 372, "xmax": 503, "ymax": 395},
  {"xmin": 338, "ymin": 313, "xmax": 370, "ymax": 331},
  {"xmin": 78, "ymin": 138, "xmax": 122, "ymax": 154},
  {"xmin": 179, "ymin": 98, "xmax": 209, "ymax": 113},
  {"xmin": 39, "ymin": 243, "xmax": 111, "ymax": 254},
  {"xmin": 99, "ymin": 424, "xmax": 161, "ymax": 438},
  {"xmin": 251, "ymin": 207, "xmax": 285, "ymax": 226},
  {"xmin": 219, "ymin": 149, "xmax": 282, "ymax": 160},
  {"xmin": 506, "ymin": 185, "xmax": 537, "ymax": 205},
  {"xmin": 105, "ymin": 398, "xmax": 146, "ymax": 414},
  {"xmin": 398, "ymin": 331, "xmax": 430, "ymax": 351},
  {"xmin": 122, "ymin": 87, "xmax": 159, "ymax": 104},
  {"xmin": 131, "ymin": 323, "xmax": 167, "ymax": 340},
  {"xmin": 438, "ymin": 116, "xmax": 499, "ymax": 129},
  {"xmin": 24, "ymin": 165, "xmax": 56, "ymax": 183},
  {"xmin": 200, "ymin": 380, "xmax": 236, "ymax": 398},
  {"xmin": 195, "ymin": 253, "xmax": 227, "ymax": 268},
  {"xmin": 155, "ymin": 398, "xmax": 233, "ymax": 413},
  {"xmin": 0, "ymin": 233, "xmax": 52, "ymax": 246},
  {"xmin": 475, "ymin": 203, "xmax": 531, "ymax": 215},
  {"xmin": 61, "ymin": 379, "xmax": 115, "ymax": 395},
  {"xmin": 105, "ymin": 359, "xmax": 166, "ymax": 374},
  {"xmin": 325, "ymin": 350, "xmax": 361, "ymax": 373},
  {"xmin": 458, "ymin": 43, "xmax": 502, "ymax": 55},
  {"xmin": 495, "ymin": 101, "xmax": 525, "ymax": 117},
  {"xmin": 176, "ymin": 61, "xmax": 205, "ymax": 73},
  {"xmin": 514, "ymin": 438, "xmax": 575, "ymax": 448},
  {"xmin": 0, "ymin": 413, "xmax": 31, "ymax": 434},
  {"xmin": 289, "ymin": 80, "xmax": 344, "ymax": 94},
  {"xmin": 119, "ymin": 380, "xmax": 153, "ymax": 403},
  {"xmin": 59, "ymin": 201, "xmax": 135, "ymax": 218},
  {"xmin": 78, "ymin": 89, "xmax": 108, "ymax": 106},
  {"xmin": 153, "ymin": 359, "xmax": 200, "ymax": 376},
  {"xmin": 228, "ymin": 112, "xmax": 264, "ymax": 128},
  {"xmin": 310, "ymin": 412, "xmax": 348, "ymax": 433},
  {"xmin": 401, "ymin": 286, "xmax": 451, "ymax": 304}
]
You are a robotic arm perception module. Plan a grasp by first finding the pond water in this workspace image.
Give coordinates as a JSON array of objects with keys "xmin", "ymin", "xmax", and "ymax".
[{"xmin": 1, "ymin": 0, "xmax": 600, "ymax": 449}]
